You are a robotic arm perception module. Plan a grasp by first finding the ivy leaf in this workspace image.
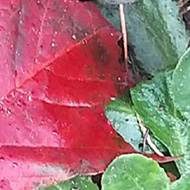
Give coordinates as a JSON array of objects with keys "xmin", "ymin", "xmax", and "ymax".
[
  {"xmin": 102, "ymin": 154, "xmax": 171, "ymax": 190},
  {"xmin": 131, "ymin": 72, "xmax": 190, "ymax": 174},
  {"xmin": 97, "ymin": 0, "xmax": 188, "ymax": 74},
  {"xmin": 170, "ymin": 48, "xmax": 190, "ymax": 119},
  {"xmin": 37, "ymin": 176, "xmax": 98, "ymax": 190}
]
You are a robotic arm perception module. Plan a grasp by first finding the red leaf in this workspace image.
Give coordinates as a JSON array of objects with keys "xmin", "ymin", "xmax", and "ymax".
[
  {"xmin": 0, "ymin": 0, "xmax": 133, "ymax": 189},
  {"xmin": 0, "ymin": 1, "xmax": 178, "ymax": 189}
]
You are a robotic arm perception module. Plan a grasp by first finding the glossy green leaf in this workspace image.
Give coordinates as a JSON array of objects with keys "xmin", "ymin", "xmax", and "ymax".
[
  {"xmin": 37, "ymin": 176, "xmax": 98, "ymax": 190},
  {"xmin": 171, "ymin": 175, "xmax": 190, "ymax": 190},
  {"xmin": 105, "ymin": 94, "xmax": 167, "ymax": 152},
  {"xmin": 131, "ymin": 72, "xmax": 190, "ymax": 174},
  {"xmin": 97, "ymin": 0, "xmax": 188, "ymax": 74},
  {"xmin": 170, "ymin": 48, "xmax": 190, "ymax": 119},
  {"xmin": 102, "ymin": 154, "xmax": 170, "ymax": 190}
]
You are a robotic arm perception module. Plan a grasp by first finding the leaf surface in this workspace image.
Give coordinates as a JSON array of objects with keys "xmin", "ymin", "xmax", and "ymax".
[
  {"xmin": 0, "ymin": 0, "xmax": 134, "ymax": 189},
  {"xmin": 171, "ymin": 175, "xmax": 190, "ymax": 190},
  {"xmin": 0, "ymin": 1, "xmax": 182, "ymax": 189},
  {"xmin": 102, "ymin": 154, "xmax": 171, "ymax": 190},
  {"xmin": 97, "ymin": 0, "xmax": 188, "ymax": 74},
  {"xmin": 105, "ymin": 93, "xmax": 167, "ymax": 153},
  {"xmin": 131, "ymin": 72, "xmax": 190, "ymax": 174},
  {"xmin": 170, "ymin": 48, "xmax": 190, "ymax": 119}
]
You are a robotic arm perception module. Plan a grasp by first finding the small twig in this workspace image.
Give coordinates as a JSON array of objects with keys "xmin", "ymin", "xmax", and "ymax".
[
  {"xmin": 142, "ymin": 128, "xmax": 149, "ymax": 153},
  {"xmin": 137, "ymin": 115, "xmax": 164, "ymax": 156},
  {"xmin": 119, "ymin": 4, "xmax": 128, "ymax": 73}
]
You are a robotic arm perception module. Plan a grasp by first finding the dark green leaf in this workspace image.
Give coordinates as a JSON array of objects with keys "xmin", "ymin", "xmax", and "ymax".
[
  {"xmin": 102, "ymin": 154, "xmax": 170, "ymax": 190},
  {"xmin": 97, "ymin": 0, "xmax": 188, "ymax": 74},
  {"xmin": 37, "ymin": 176, "xmax": 98, "ymax": 190}
]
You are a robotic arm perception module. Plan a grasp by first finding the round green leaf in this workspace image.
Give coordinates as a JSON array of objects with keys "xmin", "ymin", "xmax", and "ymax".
[{"xmin": 102, "ymin": 154, "xmax": 170, "ymax": 190}]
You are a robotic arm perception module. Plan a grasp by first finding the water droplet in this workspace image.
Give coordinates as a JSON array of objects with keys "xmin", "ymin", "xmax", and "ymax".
[
  {"xmin": 6, "ymin": 108, "xmax": 12, "ymax": 115},
  {"xmin": 52, "ymin": 130, "xmax": 58, "ymax": 137},
  {"xmin": 72, "ymin": 34, "xmax": 76, "ymax": 40},
  {"xmin": 16, "ymin": 51, "xmax": 20, "ymax": 57},
  {"xmin": 37, "ymin": 0, "xmax": 41, "ymax": 4},
  {"xmin": 81, "ymin": 39, "xmax": 87, "ymax": 45},
  {"xmin": 111, "ymin": 166, "xmax": 115, "ymax": 170},
  {"xmin": 71, "ymin": 180, "xmax": 75, "ymax": 185},
  {"xmin": 54, "ymin": 31, "xmax": 58, "ymax": 36},
  {"xmin": 110, "ymin": 33, "xmax": 114, "ymax": 36},
  {"xmin": 34, "ymin": 58, "xmax": 38, "ymax": 63},
  {"xmin": 117, "ymin": 76, "xmax": 122, "ymax": 81},
  {"xmin": 38, "ymin": 45, "xmax": 43, "ymax": 55},
  {"xmin": 0, "ymin": 157, "xmax": 4, "ymax": 162},
  {"xmin": 110, "ymin": 97, "xmax": 116, "ymax": 100},
  {"xmin": 12, "ymin": 162, "xmax": 18, "ymax": 168},
  {"xmin": 113, "ymin": 174, "xmax": 117, "ymax": 178},
  {"xmin": 28, "ymin": 95, "xmax": 32, "ymax": 102},
  {"xmin": 51, "ymin": 42, "xmax": 55, "ymax": 47}
]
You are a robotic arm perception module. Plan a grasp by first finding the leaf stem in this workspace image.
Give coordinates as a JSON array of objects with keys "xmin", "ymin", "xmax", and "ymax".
[
  {"xmin": 119, "ymin": 4, "xmax": 128, "ymax": 73},
  {"xmin": 137, "ymin": 115, "xmax": 164, "ymax": 156}
]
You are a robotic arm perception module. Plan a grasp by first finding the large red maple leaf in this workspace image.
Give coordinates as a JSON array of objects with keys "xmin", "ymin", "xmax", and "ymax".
[
  {"xmin": 0, "ymin": 1, "xmax": 177, "ymax": 190},
  {"xmin": 0, "ymin": 0, "xmax": 132, "ymax": 189}
]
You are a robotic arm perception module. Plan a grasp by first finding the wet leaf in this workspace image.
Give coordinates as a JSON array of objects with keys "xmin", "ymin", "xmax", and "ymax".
[
  {"xmin": 131, "ymin": 72, "xmax": 190, "ymax": 174},
  {"xmin": 0, "ymin": 0, "xmax": 135, "ymax": 189},
  {"xmin": 102, "ymin": 154, "xmax": 171, "ymax": 190},
  {"xmin": 105, "ymin": 93, "xmax": 167, "ymax": 153},
  {"xmin": 97, "ymin": 0, "xmax": 188, "ymax": 74},
  {"xmin": 170, "ymin": 48, "xmax": 190, "ymax": 119},
  {"xmin": 37, "ymin": 176, "xmax": 98, "ymax": 190}
]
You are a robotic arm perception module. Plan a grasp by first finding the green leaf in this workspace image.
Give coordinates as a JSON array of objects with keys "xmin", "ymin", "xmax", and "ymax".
[
  {"xmin": 171, "ymin": 175, "xmax": 190, "ymax": 190},
  {"xmin": 97, "ymin": 0, "xmax": 188, "ymax": 74},
  {"xmin": 102, "ymin": 154, "xmax": 170, "ymax": 190},
  {"xmin": 106, "ymin": 95, "xmax": 143, "ymax": 152},
  {"xmin": 105, "ymin": 93, "xmax": 167, "ymax": 153},
  {"xmin": 37, "ymin": 176, "xmax": 98, "ymax": 190},
  {"xmin": 170, "ymin": 48, "xmax": 190, "ymax": 119},
  {"xmin": 131, "ymin": 72, "xmax": 190, "ymax": 174}
]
